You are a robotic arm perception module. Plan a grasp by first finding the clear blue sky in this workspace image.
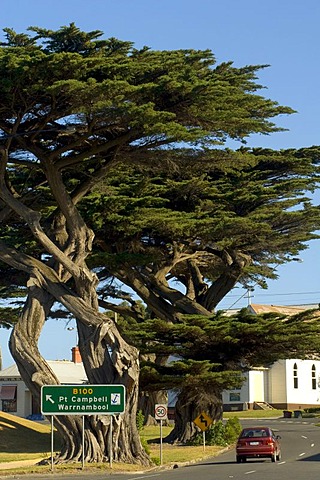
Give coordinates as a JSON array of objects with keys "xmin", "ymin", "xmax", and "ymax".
[{"xmin": 1, "ymin": 0, "xmax": 320, "ymax": 367}]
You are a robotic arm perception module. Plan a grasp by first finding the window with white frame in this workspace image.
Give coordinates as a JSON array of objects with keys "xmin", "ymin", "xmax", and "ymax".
[
  {"xmin": 312, "ymin": 364, "xmax": 316, "ymax": 390},
  {"xmin": 229, "ymin": 392, "xmax": 241, "ymax": 402},
  {"xmin": 0, "ymin": 385, "xmax": 17, "ymax": 412},
  {"xmin": 293, "ymin": 363, "xmax": 298, "ymax": 389}
]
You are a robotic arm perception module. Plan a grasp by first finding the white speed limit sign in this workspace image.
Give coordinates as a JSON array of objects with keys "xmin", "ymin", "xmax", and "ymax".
[{"xmin": 155, "ymin": 403, "xmax": 168, "ymax": 420}]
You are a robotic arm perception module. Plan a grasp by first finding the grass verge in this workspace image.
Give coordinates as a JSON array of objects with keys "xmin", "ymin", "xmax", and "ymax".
[
  {"xmin": 223, "ymin": 409, "xmax": 284, "ymax": 419},
  {"xmin": 0, "ymin": 412, "xmax": 53, "ymax": 463},
  {"xmin": 140, "ymin": 425, "xmax": 222, "ymax": 464}
]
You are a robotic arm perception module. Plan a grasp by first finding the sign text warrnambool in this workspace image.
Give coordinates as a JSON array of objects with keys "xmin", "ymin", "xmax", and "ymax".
[{"xmin": 41, "ymin": 384, "xmax": 125, "ymax": 415}]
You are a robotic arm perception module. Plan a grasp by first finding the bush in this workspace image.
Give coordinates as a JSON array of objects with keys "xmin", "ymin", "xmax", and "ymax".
[
  {"xmin": 187, "ymin": 418, "xmax": 242, "ymax": 447},
  {"xmin": 304, "ymin": 407, "xmax": 319, "ymax": 414},
  {"xmin": 136, "ymin": 409, "xmax": 145, "ymax": 432},
  {"xmin": 224, "ymin": 417, "xmax": 242, "ymax": 443},
  {"xmin": 140, "ymin": 436, "xmax": 151, "ymax": 455},
  {"xmin": 206, "ymin": 421, "xmax": 228, "ymax": 446},
  {"xmin": 151, "ymin": 456, "xmax": 161, "ymax": 465}
]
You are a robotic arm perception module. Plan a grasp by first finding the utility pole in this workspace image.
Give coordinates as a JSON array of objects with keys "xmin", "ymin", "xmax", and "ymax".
[{"xmin": 246, "ymin": 288, "xmax": 254, "ymax": 306}]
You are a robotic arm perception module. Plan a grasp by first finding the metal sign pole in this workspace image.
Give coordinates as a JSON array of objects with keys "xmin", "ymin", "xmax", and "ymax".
[
  {"xmin": 160, "ymin": 419, "xmax": 163, "ymax": 465},
  {"xmin": 203, "ymin": 430, "xmax": 206, "ymax": 452},
  {"xmin": 82, "ymin": 415, "xmax": 85, "ymax": 469},
  {"xmin": 109, "ymin": 415, "xmax": 113, "ymax": 469},
  {"xmin": 51, "ymin": 416, "xmax": 54, "ymax": 472}
]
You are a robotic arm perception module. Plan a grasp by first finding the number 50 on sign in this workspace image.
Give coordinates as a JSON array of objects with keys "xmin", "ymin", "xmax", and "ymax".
[{"xmin": 155, "ymin": 404, "xmax": 168, "ymax": 420}]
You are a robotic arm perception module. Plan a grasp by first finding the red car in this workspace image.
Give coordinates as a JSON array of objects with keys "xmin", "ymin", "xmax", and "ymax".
[{"xmin": 236, "ymin": 427, "xmax": 281, "ymax": 463}]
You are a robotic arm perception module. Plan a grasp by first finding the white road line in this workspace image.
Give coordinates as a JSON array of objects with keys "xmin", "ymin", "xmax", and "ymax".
[
  {"xmin": 245, "ymin": 471, "xmax": 256, "ymax": 475},
  {"xmin": 301, "ymin": 435, "xmax": 308, "ymax": 439},
  {"xmin": 299, "ymin": 452, "xmax": 306, "ymax": 457},
  {"xmin": 279, "ymin": 461, "xmax": 286, "ymax": 465},
  {"xmin": 128, "ymin": 475, "xmax": 161, "ymax": 480},
  {"xmin": 311, "ymin": 443, "xmax": 315, "ymax": 447}
]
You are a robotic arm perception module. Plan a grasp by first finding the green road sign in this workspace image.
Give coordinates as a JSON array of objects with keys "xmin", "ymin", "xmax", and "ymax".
[{"xmin": 41, "ymin": 384, "xmax": 125, "ymax": 415}]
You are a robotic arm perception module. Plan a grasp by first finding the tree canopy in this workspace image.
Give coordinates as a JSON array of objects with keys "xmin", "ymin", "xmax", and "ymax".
[
  {"xmin": 0, "ymin": 23, "xmax": 319, "ymax": 459},
  {"xmin": 82, "ymin": 147, "xmax": 320, "ymax": 319}
]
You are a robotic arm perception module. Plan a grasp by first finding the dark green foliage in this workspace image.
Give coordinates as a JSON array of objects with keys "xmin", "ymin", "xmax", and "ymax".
[
  {"xmin": 224, "ymin": 417, "xmax": 242, "ymax": 443},
  {"xmin": 118, "ymin": 307, "xmax": 320, "ymax": 399},
  {"xmin": 0, "ymin": 306, "xmax": 21, "ymax": 329},
  {"xmin": 136, "ymin": 409, "xmax": 145, "ymax": 432},
  {"xmin": 83, "ymin": 147, "xmax": 320, "ymax": 315},
  {"xmin": 0, "ymin": 24, "xmax": 318, "ymax": 320}
]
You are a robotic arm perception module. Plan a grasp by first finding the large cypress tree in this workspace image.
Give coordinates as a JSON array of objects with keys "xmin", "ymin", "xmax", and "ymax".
[{"xmin": 0, "ymin": 23, "xmax": 318, "ymax": 460}]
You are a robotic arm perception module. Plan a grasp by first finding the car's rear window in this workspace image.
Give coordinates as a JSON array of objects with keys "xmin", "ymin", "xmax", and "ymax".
[{"xmin": 241, "ymin": 429, "xmax": 269, "ymax": 438}]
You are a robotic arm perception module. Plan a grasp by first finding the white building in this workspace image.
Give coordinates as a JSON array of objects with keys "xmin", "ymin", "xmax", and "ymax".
[
  {"xmin": 0, "ymin": 347, "xmax": 87, "ymax": 418},
  {"xmin": 223, "ymin": 304, "xmax": 320, "ymax": 411},
  {"xmin": 223, "ymin": 359, "xmax": 320, "ymax": 411}
]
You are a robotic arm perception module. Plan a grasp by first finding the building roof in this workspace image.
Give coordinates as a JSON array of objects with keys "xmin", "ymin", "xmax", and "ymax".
[
  {"xmin": 248, "ymin": 304, "xmax": 307, "ymax": 315},
  {"xmin": 0, "ymin": 360, "xmax": 87, "ymax": 384}
]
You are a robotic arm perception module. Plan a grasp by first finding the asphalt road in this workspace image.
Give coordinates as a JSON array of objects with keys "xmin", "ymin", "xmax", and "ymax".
[{"xmin": 2, "ymin": 417, "xmax": 320, "ymax": 480}]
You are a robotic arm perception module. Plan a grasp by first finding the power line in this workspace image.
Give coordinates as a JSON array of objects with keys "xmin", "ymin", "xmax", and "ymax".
[
  {"xmin": 225, "ymin": 290, "xmax": 320, "ymax": 298},
  {"xmin": 223, "ymin": 289, "xmax": 320, "ymax": 311}
]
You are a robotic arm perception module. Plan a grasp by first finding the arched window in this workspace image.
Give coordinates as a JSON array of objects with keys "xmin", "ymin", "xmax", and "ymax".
[
  {"xmin": 312, "ymin": 364, "xmax": 316, "ymax": 390},
  {"xmin": 293, "ymin": 363, "xmax": 298, "ymax": 389}
]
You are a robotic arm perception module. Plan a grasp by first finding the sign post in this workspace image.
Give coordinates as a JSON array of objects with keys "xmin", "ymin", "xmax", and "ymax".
[
  {"xmin": 50, "ymin": 416, "xmax": 54, "ymax": 472},
  {"xmin": 82, "ymin": 415, "xmax": 85, "ymax": 470},
  {"xmin": 155, "ymin": 404, "xmax": 168, "ymax": 466}
]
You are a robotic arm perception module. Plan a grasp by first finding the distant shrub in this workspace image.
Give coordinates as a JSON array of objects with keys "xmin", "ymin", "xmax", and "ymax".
[
  {"xmin": 140, "ymin": 436, "xmax": 151, "ymax": 455},
  {"xmin": 136, "ymin": 409, "xmax": 144, "ymax": 432},
  {"xmin": 304, "ymin": 407, "xmax": 319, "ymax": 414}
]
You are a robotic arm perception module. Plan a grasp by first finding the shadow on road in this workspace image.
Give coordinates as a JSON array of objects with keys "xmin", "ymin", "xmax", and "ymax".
[{"xmin": 299, "ymin": 453, "xmax": 320, "ymax": 462}]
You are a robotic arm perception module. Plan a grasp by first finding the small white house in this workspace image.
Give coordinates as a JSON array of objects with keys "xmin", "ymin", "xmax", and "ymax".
[
  {"xmin": 0, "ymin": 347, "xmax": 87, "ymax": 418},
  {"xmin": 223, "ymin": 304, "xmax": 320, "ymax": 411},
  {"xmin": 223, "ymin": 359, "xmax": 320, "ymax": 411}
]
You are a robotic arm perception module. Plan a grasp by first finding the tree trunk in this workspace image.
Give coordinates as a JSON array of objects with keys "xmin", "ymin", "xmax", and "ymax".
[
  {"xmin": 75, "ymin": 320, "xmax": 150, "ymax": 464},
  {"xmin": 138, "ymin": 391, "xmax": 169, "ymax": 426},
  {"xmin": 164, "ymin": 386, "xmax": 223, "ymax": 444},
  {"xmin": 9, "ymin": 276, "xmax": 150, "ymax": 465},
  {"xmin": 9, "ymin": 284, "xmax": 101, "ymax": 462}
]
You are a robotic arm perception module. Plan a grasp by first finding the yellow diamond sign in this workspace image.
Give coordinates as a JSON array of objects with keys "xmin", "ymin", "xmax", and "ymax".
[{"xmin": 193, "ymin": 412, "xmax": 213, "ymax": 431}]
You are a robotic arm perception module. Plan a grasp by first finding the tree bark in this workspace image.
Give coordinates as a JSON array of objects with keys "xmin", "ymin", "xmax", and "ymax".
[
  {"xmin": 138, "ymin": 391, "xmax": 169, "ymax": 426},
  {"xmin": 7, "ymin": 270, "xmax": 150, "ymax": 464},
  {"xmin": 9, "ymin": 282, "xmax": 99, "ymax": 462},
  {"xmin": 76, "ymin": 320, "xmax": 150, "ymax": 464},
  {"xmin": 164, "ymin": 386, "xmax": 223, "ymax": 444}
]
